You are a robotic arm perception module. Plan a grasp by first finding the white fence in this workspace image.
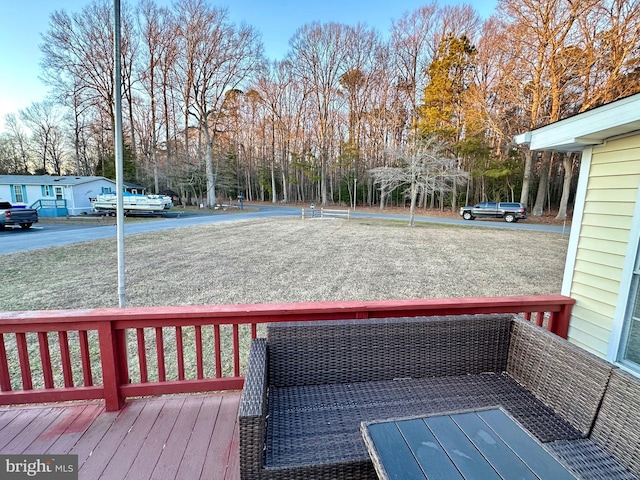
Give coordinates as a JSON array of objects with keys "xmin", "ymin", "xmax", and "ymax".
[{"xmin": 301, "ymin": 208, "xmax": 350, "ymax": 220}]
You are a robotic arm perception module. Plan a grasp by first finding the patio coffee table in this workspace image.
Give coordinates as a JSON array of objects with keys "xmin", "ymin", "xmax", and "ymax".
[{"xmin": 361, "ymin": 408, "xmax": 577, "ymax": 480}]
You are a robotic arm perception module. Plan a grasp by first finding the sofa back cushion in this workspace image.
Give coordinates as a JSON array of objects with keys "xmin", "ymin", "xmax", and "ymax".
[
  {"xmin": 591, "ymin": 368, "xmax": 640, "ymax": 476},
  {"xmin": 267, "ymin": 314, "xmax": 512, "ymax": 387},
  {"xmin": 507, "ymin": 318, "xmax": 613, "ymax": 437}
]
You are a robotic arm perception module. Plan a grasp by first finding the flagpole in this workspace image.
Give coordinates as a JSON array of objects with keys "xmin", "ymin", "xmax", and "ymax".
[{"xmin": 113, "ymin": 0, "xmax": 126, "ymax": 307}]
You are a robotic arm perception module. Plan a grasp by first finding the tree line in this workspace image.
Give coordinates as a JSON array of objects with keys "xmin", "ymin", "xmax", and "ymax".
[{"xmin": 0, "ymin": 0, "xmax": 638, "ymax": 219}]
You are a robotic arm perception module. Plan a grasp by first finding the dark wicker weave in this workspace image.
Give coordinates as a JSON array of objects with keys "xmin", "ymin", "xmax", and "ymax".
[
  {"xmin": 549, "ymin": 368, "xmax": 640, "ymax": 480},
  {"xmin": 549, "ymin": 440, "xmax": 638, "ymax": 480},
  {"xmin": 239, "ymin": 314, "xmax": 626, "ymax": 480}
]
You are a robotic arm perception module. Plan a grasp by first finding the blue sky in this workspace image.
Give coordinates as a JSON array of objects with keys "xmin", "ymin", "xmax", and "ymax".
[{"xmin": 0, "ymin": 0, "xmax": 497, "ymax": 132}]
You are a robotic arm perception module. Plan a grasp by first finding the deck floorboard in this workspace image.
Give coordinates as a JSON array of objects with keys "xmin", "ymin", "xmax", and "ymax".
[{"xmin": 0, "ymin": 392, "xmax": 241, "ymax": 480}]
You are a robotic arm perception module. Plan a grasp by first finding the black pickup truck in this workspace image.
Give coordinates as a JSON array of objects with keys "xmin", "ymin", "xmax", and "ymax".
[
  {"xmin": 0, "ymin": 202, "xmax": 39, "ymax": 229},
  {"xmin": 459, "ymin": 202, "xmax": 527, "ymax": 223}
]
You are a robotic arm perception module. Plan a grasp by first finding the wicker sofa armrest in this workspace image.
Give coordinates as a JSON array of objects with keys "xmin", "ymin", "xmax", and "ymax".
[
  {"xmin": 239, "ymin": 338, "xmax": 268, "ymax": 479},
  {"xmin": 590, "ymin": 368, "xmax": 640, "ymax": 477},
  {"xmin": 507, "ymin": 317, "xmax": 613, "ymax": 437}
]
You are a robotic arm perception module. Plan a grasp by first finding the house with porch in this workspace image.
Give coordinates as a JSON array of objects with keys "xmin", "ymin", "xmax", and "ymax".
[
  {"xmin": 515, "ymin": 92, "xmax": 640, "ymax": 374},
  {"xmin": 0, "ymin": 175, "xmax": 116, "ymax": 216}
]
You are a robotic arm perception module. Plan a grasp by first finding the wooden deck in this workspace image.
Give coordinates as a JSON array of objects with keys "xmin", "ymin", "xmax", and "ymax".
[{"xmin": 0, "ymin": 392, "xmax": 241, "ymax": 480}]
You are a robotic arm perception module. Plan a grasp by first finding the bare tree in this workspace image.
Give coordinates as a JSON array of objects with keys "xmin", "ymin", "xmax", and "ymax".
[
  {"xmin": 390, "ymin": 3, "xmax": 439, "ymax": 141},
  {"xmin": 369, "ymin": 166, "xmax": 406, "ymax": 211},
  {"xmin": 3, "ymin": 114, "xmax": 32, "ymax": 173},
  {"xmin": 579, "ymin": 0, "xmax": 640, "ymax": 109},
  {"xmin": 20, "ymin": 101, "xmax": 68, "ymax": 175},
  {"xmin": 137, "ymin": 0, "xmax": 175, "ymax": 193},
  {"xmin": 289, "ymin": 22, "xmax": 354, "ymax": 205},
  {"xmin": 371, "ymin": 137, "xmax": 467, "ymax": 225},
  {"xmin": 41, "ymin": 1, "xmax": 116, "ymax": 140},
  {"xmin": 174, "ymin": 0, "xmax": 263, "ymax": 207}
]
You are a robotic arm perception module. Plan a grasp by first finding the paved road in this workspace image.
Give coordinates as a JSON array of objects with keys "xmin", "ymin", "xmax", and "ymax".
[{"xmin": 0, "ymin": 205, "xmax": 570, "ymax": 255}]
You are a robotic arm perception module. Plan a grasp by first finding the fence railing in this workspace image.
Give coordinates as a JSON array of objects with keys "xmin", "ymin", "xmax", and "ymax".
[
  {"xmin": 29, "ymin": 199, "xmax": 69, "ymax": 217},
  {"xmin": 301, "ymin": 208, "xmax": 350, "ymax": 219},
  {"xmin": 0, "ymin": 295, "xmax": 575, "ymax": 411}
]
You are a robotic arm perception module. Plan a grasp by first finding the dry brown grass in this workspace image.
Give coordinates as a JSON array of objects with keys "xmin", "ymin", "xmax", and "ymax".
[{"xmin": 0, "ymin": 217, "xmax": 568, "ymax": 312}]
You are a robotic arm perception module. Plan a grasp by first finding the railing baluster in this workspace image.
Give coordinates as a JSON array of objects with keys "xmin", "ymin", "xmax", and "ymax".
[
  {"xmin": 116, "ymin": 329, "xmax": 129, "ymax": 385},
  {"xmin": 195, "ymin": 325, "xmax": 204, "ymax": 379},
  {"xmin": 251, "ymin": 323, "xmax": 257, "ymax": 339},
  {"xmin": 535, "ymin": 312, "xmax": 545, "ymax": 327},
  {"xmin": 137, "ymin": 328, "xmax": 148, "ymax": 383},
  {"xmin": 78, "ymin": 330, "xmax": 93, "ymax": 387},
  {"xmin": 214, "ymin": 324, "xmax": 222, "ymax": 378},
  {"xmin": 176, "ymin": 326, "xmax": 185, "ymax": 381},
  {"xmin": 523, "ymin": 312, "xmax": 532, "ymax": 321},
  {"xmin": 15, "ymin": 332, "xmax": 32, "ymax": 390},
  {"xmin": 156, "ymin": 327, "xmax": 166, "ymax": 382},
  {"xmin": 233, "ymin": 324, "xmax": 240, "ymax": 377},
  {"xmin": 38, "ymin": 332, "xmax": 54, "ymax": 389},
  {"xmin": 58, "ymin": 331, "xmax": 73, "ymax": 388},
  {"xmin": 0, "ymin": 334, "xmax": 12, "ymax": 391}
]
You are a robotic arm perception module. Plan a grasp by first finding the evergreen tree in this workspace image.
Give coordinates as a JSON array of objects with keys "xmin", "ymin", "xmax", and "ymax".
[
  {"xmin": 95, "ymin": 143, "xmax": 137, "ymax": 183},
  {"xmin": 418, "ymin": 34, "xmax": 477, "ymax": 142}
]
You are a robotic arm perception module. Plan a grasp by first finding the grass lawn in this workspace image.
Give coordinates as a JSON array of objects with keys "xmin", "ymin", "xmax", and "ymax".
[
  {"xmin": 0, "ymin": 217, "xmax": 567, "ymax": 310},
  {"xmin": 0, "ymin": 218, "xmax": 569, "ymax": 389}
]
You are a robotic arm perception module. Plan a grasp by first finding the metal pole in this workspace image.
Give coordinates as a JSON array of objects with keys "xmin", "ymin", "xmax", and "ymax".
[
  {"xmin": 353, "ymin": 177, "xmax": 357, "ymax": 210},
  {"xmin": 114, "ymin": 0, "xmax": 126, "ymax": 307}
]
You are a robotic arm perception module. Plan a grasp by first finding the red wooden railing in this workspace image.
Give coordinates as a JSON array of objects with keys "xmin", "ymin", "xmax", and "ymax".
[{"xmin": 0, "ymin": 295, "xmax": 575, "ymax": 411}]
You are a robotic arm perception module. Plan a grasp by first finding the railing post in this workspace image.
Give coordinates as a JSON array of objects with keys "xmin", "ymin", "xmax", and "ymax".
[
  {"xmin": 548, "ymin": 302, "xmax": 573, "ymax": 339},
  {"xmin": 98, "ymin": 320, "xmax": 125, "ymax": 411}
]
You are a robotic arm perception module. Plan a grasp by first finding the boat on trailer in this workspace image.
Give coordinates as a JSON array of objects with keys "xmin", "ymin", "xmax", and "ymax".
[{"xmin": 92, "ymin": 192, "xmax": 173, "ymax": 214}]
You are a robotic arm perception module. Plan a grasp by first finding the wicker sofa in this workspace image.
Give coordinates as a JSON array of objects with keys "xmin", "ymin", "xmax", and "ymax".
[{"xmin": 239, "ymin": 314, "xmax": 640, "ymax": 479}]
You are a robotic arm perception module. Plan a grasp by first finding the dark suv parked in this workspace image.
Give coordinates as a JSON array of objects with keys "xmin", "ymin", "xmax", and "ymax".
[{"xmin": 459, "ymin": 202, "xmax": 527, "ymax": 223}]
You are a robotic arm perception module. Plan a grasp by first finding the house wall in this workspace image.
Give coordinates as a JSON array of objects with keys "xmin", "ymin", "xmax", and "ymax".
[
  {"xmin": 68, "ymin": 180, "xmax": 115, "ymax": 215},
  {"xmin": 0, "ymin": 178, "xmax": 116, "ymax": 215},
  {"xmin": 0, "ymin": 184, "xmax": 43, "ymax": 205},
  {"xmin": 567, "ymin": 135, "xmax": 640, "ymax": 358}
]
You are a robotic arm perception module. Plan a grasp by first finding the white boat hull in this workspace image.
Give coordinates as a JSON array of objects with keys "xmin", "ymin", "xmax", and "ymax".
[{"xmin": 92, "ymin": 193, "xmax": 173, "ymax": 213}]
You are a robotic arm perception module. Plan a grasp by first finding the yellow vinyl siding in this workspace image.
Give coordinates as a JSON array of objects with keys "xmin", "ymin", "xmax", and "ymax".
[
  {"xmin": 585, "ymin": 188, "xmax": 638, "ymax": 203},
  {"xmin": 589, "ymin": 151, "xmax": 640, "ymax": 168},
  {"xmin": 579, "ymin": 225, "xmax": 631, "ymax": 245},
  {"xmin": 586, "ymin": 175, "xmax": 640, "ymax": 189},
  {"xmin": 576, "ymin": 236, "xmax": 629, "ymax": 257},
  {"xmin": 573, "ymin": 259, "xmax": 621, "ymax": 283},
  {"xmin": 569, "ymin": 137, "xmax": 640, "ymax": 358},
  {"xmin": 571, "ymin": 278, "xmax": 620, "ymax": 310},
  {"xmin": 569, "ymin": 300, "xmax": 616, "ymax": 357},
  {"xmin": 581, "ymin": 212, "xmax": 632, "ymax": 230},
  {"xmin": 575, "ymin": 248, "xmax": 625, "ymax": 272},
  {"xmin": 572, "ymin": 271, "xmax": 621, "ymax": 298},
  {"xmin": 589, "ymin": 162, "xmax": 640, "ymax": 179},
  {"xmin": 582, "ymin": 201, "xmax": 636, "ymax": 217}
]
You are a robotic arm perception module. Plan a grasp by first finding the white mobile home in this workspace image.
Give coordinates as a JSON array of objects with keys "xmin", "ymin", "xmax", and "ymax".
[{"xmin": 0, "ymin": 175, "xmax": 116, "ymax": 216}]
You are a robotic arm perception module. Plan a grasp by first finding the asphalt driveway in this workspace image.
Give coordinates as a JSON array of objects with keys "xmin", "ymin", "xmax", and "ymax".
[{"xmin": 0, "ymin": 204, "xmax": 570, "ymax": 255}]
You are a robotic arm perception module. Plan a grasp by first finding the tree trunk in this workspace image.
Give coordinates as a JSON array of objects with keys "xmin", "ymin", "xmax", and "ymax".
[
  {"xmin": 555, "ymin": 154, "xmax": 573, "ymax": 220},
  {"xmin": 282, "ymin": 169, "xmax": 288, "ymax": 203},
  {"xmin": 321, "ymin": 150, "xmax": 328, "ymax": 205},
  {"xmin": 532, "ymin": 152, "xmax": 550, "ymax": 216},
  {"xmin": 203, "ymin": 127, "xmax": 217, "ymax": 207},
  {"xmin": 520, "ymin": 150, "xmax": 533, "ymax": 208},
  {"xmin": 408, "ymin": 179, "xmax": 418, "ymax": 227},
  {"xmin": 271, "ymin": 161, "xmax": 277, "ymax": 203}
]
